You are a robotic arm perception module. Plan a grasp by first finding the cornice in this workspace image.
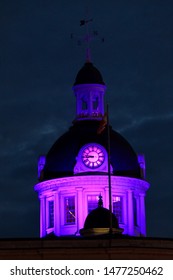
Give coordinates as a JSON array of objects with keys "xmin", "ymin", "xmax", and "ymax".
[{"xmin": 34, "ymin": 175, "xmax": 150, "ymax": 194}]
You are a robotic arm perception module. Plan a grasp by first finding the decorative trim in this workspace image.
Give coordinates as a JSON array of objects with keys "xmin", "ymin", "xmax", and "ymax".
[{"xmin": 34, "ymin": 175, "xmax": 150, "ymax": 194}]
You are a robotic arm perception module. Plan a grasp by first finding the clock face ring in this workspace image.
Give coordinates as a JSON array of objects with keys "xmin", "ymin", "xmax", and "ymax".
[{"xmin": 82, "ymin": 145, "xmax": 105, "ymax": 168}]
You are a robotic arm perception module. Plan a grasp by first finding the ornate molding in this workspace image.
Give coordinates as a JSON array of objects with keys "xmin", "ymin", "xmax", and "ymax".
[{"xmin": 34, "ymin": 175, "xmax": 150, "ymax": 194}]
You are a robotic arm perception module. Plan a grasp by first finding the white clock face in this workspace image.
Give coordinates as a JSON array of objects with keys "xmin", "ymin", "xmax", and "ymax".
[{"xmin": 82, "ymin": 145, "xmax": 105, "ymax": 168}]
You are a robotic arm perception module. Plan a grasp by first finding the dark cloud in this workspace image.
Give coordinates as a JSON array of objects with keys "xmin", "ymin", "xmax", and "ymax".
[
  {"xmin": 120, "ymin": 116, "xmax": 173, "ymax": 237},
  {"xmin": 0, "ymin": 0, "xmax": 173, "ymax": 238}
]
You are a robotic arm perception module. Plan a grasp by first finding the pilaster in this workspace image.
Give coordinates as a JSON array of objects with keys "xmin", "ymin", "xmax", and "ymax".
[
  {"xmin": 139, "ymin": 193, "xmax": 146, "ymax": 236},
  {"xmin": 127, "ymin": 189, "xmax": 134, "ymax": 235},
  {"xmin": 40, "ymin": 196, "xmax": 46, "ymax": 237},
  {"xmin": 54, "ymin": 192, "xmax": 60, "ymax": 236},
  {"xmin": 76, "ymin": 187, "xmax": 84, "ymax": 232}
]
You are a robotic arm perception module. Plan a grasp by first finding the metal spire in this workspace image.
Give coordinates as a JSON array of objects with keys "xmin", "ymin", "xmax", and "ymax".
[
  {"xmin": 80, "ymin": 18, "xmax": 93, "ymax": 62},
  {"xmin": 71, "ymin": 18, "xmax": 104, "ymax": 63}
]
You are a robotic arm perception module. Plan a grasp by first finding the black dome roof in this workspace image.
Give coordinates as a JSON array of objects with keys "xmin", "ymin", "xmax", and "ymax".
[
  {"xmin": 43, "ymin": 120, "xmax": 141, "ymax": 180},
  {"xmin": 73, "ymin": 62, "xmax": 105, "ymax": 85},
  {"xmin": 83, "ymin": 207, "xmax": 119, "ymax": 229}
]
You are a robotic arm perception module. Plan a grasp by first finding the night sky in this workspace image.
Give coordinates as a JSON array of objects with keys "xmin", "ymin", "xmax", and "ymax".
[{"xmin": 1, "ymin": 0, "xmax": 173, "ymax": 238}]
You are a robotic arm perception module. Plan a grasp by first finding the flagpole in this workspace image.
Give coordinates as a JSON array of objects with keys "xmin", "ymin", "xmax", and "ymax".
[{"xmin": 107, "ymin": 104, "xmax": 112, "ymax": 235}]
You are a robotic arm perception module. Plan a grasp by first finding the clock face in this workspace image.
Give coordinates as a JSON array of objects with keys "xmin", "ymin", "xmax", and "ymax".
[{"xmin": 82, "ymin": 145, "xmax": 105, "ymax": 168}]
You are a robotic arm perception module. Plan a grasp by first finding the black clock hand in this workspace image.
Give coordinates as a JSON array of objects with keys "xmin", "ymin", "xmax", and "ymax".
[{"xmin": 82, "ymin": 155, "xmax": 95, "ymax": 158}]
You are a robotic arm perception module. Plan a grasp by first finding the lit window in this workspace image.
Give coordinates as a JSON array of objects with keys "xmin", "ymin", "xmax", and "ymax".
[
  {"xmin": 48, "ymin": 200, "xmax": 54, "ymax": 228},
  {"xmin": 87, "ymin": 195, "xmax": 99, "ymax": 213},
  {"xmin": 113, "ymin": 196, "xmax": 123, "ymax": 223},
  {"xmin": 64, "ymin": 197, "xmax": 75, "ymax": 224}
]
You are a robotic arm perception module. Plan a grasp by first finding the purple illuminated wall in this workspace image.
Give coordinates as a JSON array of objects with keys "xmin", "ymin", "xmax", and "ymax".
[
  {"xmin": 73, "ymin": 83, "xmax": 106, "ymax": 121},
  {"xmin": 35, "ymin": 174, "xmax": 149, "ymax": 237}
]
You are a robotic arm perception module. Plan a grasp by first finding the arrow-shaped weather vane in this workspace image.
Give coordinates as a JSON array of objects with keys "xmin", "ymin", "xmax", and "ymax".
[{"xmin": 71, "ymin": 18, "xmax": 104, "ymax": 62}]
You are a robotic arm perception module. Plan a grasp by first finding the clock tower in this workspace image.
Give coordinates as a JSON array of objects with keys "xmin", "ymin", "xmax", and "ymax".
[{"xmin": 34, "ymin": 55, "xmax": 150, "ymax": 238}]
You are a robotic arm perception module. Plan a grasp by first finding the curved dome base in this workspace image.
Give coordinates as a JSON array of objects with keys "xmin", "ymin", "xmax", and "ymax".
[{"xmin": 34, "ymin": 175, "xmax": 150, "ymax": 238}]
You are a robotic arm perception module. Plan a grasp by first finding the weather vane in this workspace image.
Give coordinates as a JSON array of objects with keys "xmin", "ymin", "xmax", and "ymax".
[{"xmin": 71, "ymin": 18, "xmax": 104, "ymax": 62}]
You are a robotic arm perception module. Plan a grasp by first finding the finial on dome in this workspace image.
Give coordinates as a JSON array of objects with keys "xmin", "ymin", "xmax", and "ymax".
[
  {"xmin": 86, "ymin": 47, "xmax": 91, "ymax": 62},
  {"xmin": 80, "ymin": 19, "xmax": 104, "ymax": 63},
  {"xmin": 71, "ymin": 16, "xmax": 104, "ymax": 64},
  {"xmin": 80, "ymin": 18, "xmax": 93, "ymax": 63}
]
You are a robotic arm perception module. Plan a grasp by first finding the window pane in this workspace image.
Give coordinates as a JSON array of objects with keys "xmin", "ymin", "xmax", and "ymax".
[
  {"xmin": 113, "ymin": 196, "xmax": 123, "ymax": 223},
  {"xmin": 88, "ymin": 195, "xmax": 99, "ymax": 213},
  {"xmin": 48, "ymin": 200, "xmax": 54, "ymax": 228},
  {"xmin": 64, "ymin": 197, "xmax": 75, "ymax": 224}
]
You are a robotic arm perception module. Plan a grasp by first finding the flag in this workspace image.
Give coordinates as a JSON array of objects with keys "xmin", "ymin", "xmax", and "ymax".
[{"xmin": 97, "ymin": 112, "xmax": 107, "ymax": 134}]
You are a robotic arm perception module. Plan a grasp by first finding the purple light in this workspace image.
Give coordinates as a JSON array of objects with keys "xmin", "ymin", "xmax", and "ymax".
[
  {"xmin": 74, "ymin": 143, "xmax": 108, "ymax": 173},
  {"xmin": 34, "ymin": 70, "xmax": 150, "ymax": 238},
  {"xmin": 73, "ymin": 84, "xmax": 106, "ymax": 121},
  {"xmin": 34, "ymin": 175, "xmax": 149, "ymax": 237}
]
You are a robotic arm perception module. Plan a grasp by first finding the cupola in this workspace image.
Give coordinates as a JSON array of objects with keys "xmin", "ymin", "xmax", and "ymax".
[{"xmin": 72, "ymin": 61, "xmax": 106, "ymax": 121}]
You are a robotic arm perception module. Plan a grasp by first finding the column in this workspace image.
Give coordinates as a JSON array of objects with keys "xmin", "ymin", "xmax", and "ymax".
[
  {"xmin": 101, "ymin": 91, "xmax": 104, "ymax": 115},
  {"xmin": 139, "ymin": 193, "xmax": 146, "ymax": 236},
  {"xmin": 122, "ymin": 194, "xmax": 127, "ymax": 234},
  {"xmin": 89, "ymin": 90, "xmax": 92, "ymax": 116},
  {"xmin": 40, "ymin": 196, "xmax": 46, "ymax": 238},
  {"xmin": 136, "ymin": 196, "xmax": 140, "ymax": 227},
  {"xmin": 127, "ymin": 189, "xmax": 134, "ymax": 236},
  {"xmin": 54, "ymin": 192, "xmax": 60, "ymax": 236},
  {"xmin": 76, "ymin": 187, "xmax": 83, "ymax": 232},
  {"xmin": 104, "ymin": 186, "xmax": 109, "ymax": 209}
]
